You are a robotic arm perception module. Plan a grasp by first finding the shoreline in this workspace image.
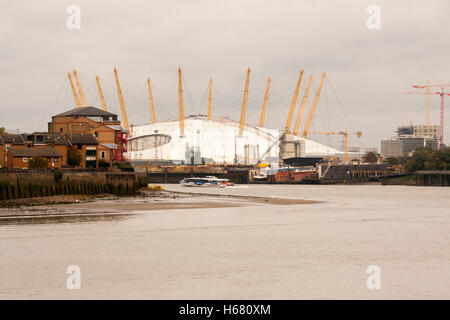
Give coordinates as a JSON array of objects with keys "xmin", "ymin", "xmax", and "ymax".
[{"xmin": 0, "ymin": 188, "xmax": 322, "ymax": 219}]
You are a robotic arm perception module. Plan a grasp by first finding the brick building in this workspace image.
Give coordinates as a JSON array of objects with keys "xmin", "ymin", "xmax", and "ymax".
[
  {"xmin": 1, "ymin": 106, "xmax": 126, "ymax": 169},
  {"xmin": 0, "ymin": 134, "xmax": 26, "ymax": 168},
  {"xmin": 48, "ymin": 107, "xmax": 126, "ymax": 162},
  {"xmin": 68, "ymin": 133, "xmax": 99, "ymax": 168},
  {"xmin": 6, "ymin": 148, "xmax": 63, "ymax": 169},
  {"xmin": 22, "ymin": 132, "xmax": 71, "ymax": 165}
]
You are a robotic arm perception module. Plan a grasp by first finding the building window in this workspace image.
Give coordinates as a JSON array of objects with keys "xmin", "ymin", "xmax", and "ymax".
[
  {"xmin": 60, "ymin": 128, "xmax": 63, "ymax": 133},
  {"xmin": 100, "ymin": 151, "xmax": 106, "ymax": 159},
  {"xmin": 78, "ymin": 145, "xmax": 82, "ymax": 150},
  {"xmin": 23, "ymin": 157, "xmax": 28, "ymax": 163}
]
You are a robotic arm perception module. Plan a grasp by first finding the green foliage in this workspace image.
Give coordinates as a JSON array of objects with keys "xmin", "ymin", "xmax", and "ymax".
[
  {"xmin": 0, "ymin": 127, "xmax": 6, "ymax": 135},
  {"xmin": 68, "ymin": 149, "xmax": 82, "ymax": 167},
  {"xmin": 385, "ymin": 157, "xmax": 400, "ymax": 165},
  {"xmin": 98, "ymin": 160, "xmax": 110, "ymax": 168},
  {"xmin": 119, "ymin": 161, "xmax": 132, "ymax": 168},
  {"xmin": 54, "ymin": 169, "xmax": 63, "ymax": 182},
  {"xmin": 113, "ymin": 161, "xmax": 131, "ymax": 168},
  {"xmin": 404, "ymin": 147, "xmax": 450, "ymax": 173},
  {"xmin": 28, "ymin": 157, "xmax": 48, "ymax": 169},
  {"xmin": 363, "ymin": 151, "xmax": 379, "ymax": 163}
]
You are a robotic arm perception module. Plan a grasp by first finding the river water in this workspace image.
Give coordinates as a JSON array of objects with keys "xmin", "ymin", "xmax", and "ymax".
[{"xmin": 0, "ymin": 184, "xmax": 449, "ymax": 299}]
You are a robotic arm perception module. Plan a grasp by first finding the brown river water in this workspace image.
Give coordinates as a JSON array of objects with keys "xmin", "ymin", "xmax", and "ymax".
[{"xmin": 0, "ymin": 184, "xmax": 449, "ymax": 299}]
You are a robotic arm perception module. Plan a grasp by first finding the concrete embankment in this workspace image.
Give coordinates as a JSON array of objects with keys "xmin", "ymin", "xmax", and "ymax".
[{"xmin": 0, "ymin": 170, "xmax": 148, "ymax": 202}]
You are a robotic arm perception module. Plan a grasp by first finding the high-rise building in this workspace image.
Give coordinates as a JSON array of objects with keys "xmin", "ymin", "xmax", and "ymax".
[
  {"xmin": 412, "ymin": 125, "xmax": 440, "ymax": 140},
  {"xmin": 381, "ymin": 125, "xmax": 439, "ymax": 158}
]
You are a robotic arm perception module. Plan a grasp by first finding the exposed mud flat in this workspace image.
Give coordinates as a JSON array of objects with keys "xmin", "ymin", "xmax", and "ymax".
[{"xmin": 0, "ymin": 188, "xmax": 319, "ymax": 219}]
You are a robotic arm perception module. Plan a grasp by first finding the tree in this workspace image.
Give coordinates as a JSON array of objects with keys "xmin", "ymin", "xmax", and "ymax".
[
  {"xmin": 98, "ymin": 160, "xmax": 110, "ymax": 168},
  {"xmin": 363, "ymin": 151, "xmax": 379, "ymax": 163},
  {"xmin": 385, "ymin": 157, "xmax": 400, "ymax": 165},
  {"xmin": 54, "ymin": 169, "xmax": 63, "ymax": 182},
  {"xmin": 68, "ymin": 149, "xmax": 82, "ymax": 167},
  {"xmin": 29, "ymin": 157, "xmax": 48, "ymax": 169},
  {"xmin": 405, "ymin": 147, "xmax": 450, "ymax": 173},
  {"xmin": 0, "ymin": 127, "xmax": 6, "ymax": 135}
]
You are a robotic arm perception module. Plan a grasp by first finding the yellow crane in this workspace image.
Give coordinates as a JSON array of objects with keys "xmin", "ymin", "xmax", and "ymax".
[
  {"xmin": 178, "ymin": 67, "xmax": 185, "ymax": 137},
  {"xmin": 239, "ymin": 67, "xmax": 251, "ymax": 136},
  {"xmin": 147, "ymin": 77, "xmax": 156, "ymax": 123},
  {"xmin": 113, "ymin": 68, "xmax": 130, "ymax": 133},
  {"xmin": 284, "ymin": 69, "xmax": 304, "ymax": 132},
  {"xmin": 73, "ymin": 70, "xmax": 88, "ymax": 107},
  {"xmin": 309, "ymin": 129, "xmax": 362, "ymax": 163},
  {"xmin": 208, "ymin": 78, "xmax": 213, "ymax": 120},
  {"xmin": 292, "ymin": 75, "xmax": 313, "ymax": 135},
  {"xmin": 302, "ymin": 72, "xmax": 326, "ymax": 137},
  {"xmin": 67, "ymin": 73, "xmax": 81, "ymax": 108},
  {"xmin": 258, "ymin": 77, "xmax": 271, "ymax": 127},
  {"xmin": 95, "ymin": 75, "xmax": 108, "ymax": 112}
]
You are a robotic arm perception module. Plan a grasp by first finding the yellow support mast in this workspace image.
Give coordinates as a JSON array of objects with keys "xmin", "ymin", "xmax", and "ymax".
[
  {"xmin": 113, "ymin": 68, "xmax": 130, "ymax": 133},
  {"xmin": 208, "ymin": 78, "xmax": 213, "ymax": 120},
  {"xmin": 68, "ymin": 73, "xmax": 82, "ymax": 108},
  {"xmin": 73, "ymin": 70, "xmax": 88, "ymax": 107},
  {"xmin": 292, "ymin": 75, "xmax": 313, "ymax": 135},
  {"xmin": 284, "ymin": 69, "xmax": 304, "ymax": 132},
  {"xmin": 258, "ymin": 77, "xmax": 271, "ymax": 127},
  {"xmin": 178, "ymin": 67, "xmax": 185, "ymax": 137},
  {"xmin": 147, "ymin": 77, "xmax": 156, "ymax": 123},
  {"xmin": 96, "ymin": 75, "xmax": 108, "ymax": 112},
  {"xmin": 302, "ymin": 72, "xmax": 326, "ymax": 137},
  {"xmin": 426, "ymin": 80, "xmax": 430, "ymax": 126},
  {"xmin": 239, "ymin": 67, "xmax": 251, "ymax": 136}
]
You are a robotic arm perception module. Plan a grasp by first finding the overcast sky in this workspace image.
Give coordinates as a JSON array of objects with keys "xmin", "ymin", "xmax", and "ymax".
[{"xmin": 1, "ymin": 0, "xmax": 449, "ymax": 149}]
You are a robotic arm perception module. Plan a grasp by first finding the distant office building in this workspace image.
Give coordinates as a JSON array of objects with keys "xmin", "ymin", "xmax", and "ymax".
[
  {"xmin": 396, "ymin": 125, "xmax": 440, "ymax": 140},
  {"xmin": 381, "ymin": 124, "xmax": 440, "ymax": 158},
  {"xmin": 381, "ymin": 136, "xmax": 438, "ymax": 158},
  {"xmin": 396, "ymin": 126, "xmax": 414, "ymax": 136},
  {"xmin": 412, "ymin": 125, "xmax": 440, "ymax": 140}
]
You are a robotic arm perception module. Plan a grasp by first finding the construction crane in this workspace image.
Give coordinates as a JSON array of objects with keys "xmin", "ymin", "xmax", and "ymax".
[
  {"xmin": 284, "ymin": 69, "xmax": 304, "ymax": 132},
  {"xmin": 95, "ymin": 75, "xmax": 108, "ymax": 112},
  {"xmin": 67, "ymin": 73, "xmax": 81, "ymax": 108},
  {"xmin": 208, "ymin": 78, "xmax": 213, "ymax": 120},
  {"xmin": 292, "ymin": 75, "xmax": 313, "ymax": 136},
  {"xmin": 239, "ymin": 67, "xmax": 251, "ymax": 136},
  {"xmin": 310, "ymin": 129, "xmax": 362, "ymax": 163},
  {"xmin": 404, "ymin": 82, "xmax": 450, "ymax": 149},
  {"xmin": 147, "ymin": 77, "xmax": 156, "ymax": 123},
  {"xmin": 302, "ymin": 72, "xmax": 326, "ymax": 137},
  {"xmin": 113, "ymin": 68, "xmax": 130, "ymax": 134},
  {"xmin": 73, "ymin": 70, "xmax": 88, "ymax": 107},
  {"xmin": 258, "ymin": 77, "xmax": 271, "ymax": 127},
  {"xmin": 178, "ymin": 67, "xmax": 185, "ymax": 137}
]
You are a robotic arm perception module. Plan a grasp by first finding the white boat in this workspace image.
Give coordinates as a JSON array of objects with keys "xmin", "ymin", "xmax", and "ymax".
[{"xmin": 179, "ymin": 176, "xmax": 235, "ymax": 187}]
